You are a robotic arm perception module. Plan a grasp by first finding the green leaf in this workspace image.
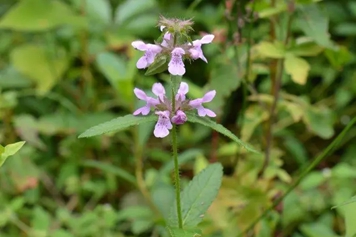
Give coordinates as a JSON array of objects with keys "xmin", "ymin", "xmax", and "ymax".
[
  {"xmin": 82, "ymin": 160, "xmax": 136, "ymax": 185},
  {"xmin": 169, "ymin": 163, "xmax": 223, "ymax": 228},
  {"xmin": 145, "ymin": 54, "xmax": 168, "ymax": 76},
  {"xmin": 288, "ymin": 42, "xmax": 324, "ymax": 57},
  {"xmin": 296, "ymin": 4, "xmax": 335, "ymax": 49},
  {"xmin": 78, "ymin": 114, "xmax": 157, "ymax": 138},
  {"xmin": 333, "ymin": 196, "xmax": 356, "ymax": 209},
  {"xmin": 256, "ymin": 41, "xmax": 285, "ymax": 59},
  {"xmin": 96, "ymin": 52, "xmax": 133, "ymax": 104},
  {"xmin": 324, "ymin": 46, "xmax": 353, "ymax": 70},
  {"xmin": 344, "ymin": 202, "xmax": 356, "ymax": 237},
  {"xmin": 115, "ymin": 0, "xmax": 156, "ymax": 24},
  {"xmin": 85, "ymin": 0, "xmax": 111, "ymax": 25},
  {"xmin": 210, "ymin": 61, "xmax": 241, "ymax": 110},
  {"xmin": 284, "ymin": 54, "xmax": 310, "ymax": 85},
  {"xmin": 187, "ymin": 113, "xmax": 259, "ymax": 153},
  {"xmin": 0, "ymin": 141, "xmax": 26, "ymax": 167},
  {"xmin": 0, "ymin": 0, "xmax": 85, "ymax": 31},
  {"xmin": 303, "ymin": 107, "xmax": 334, "ymax": 139},
  {"xmin": 10, "ymin": 44, "xmax": 69, "ymax": 94},
  {"xmin": 166, "ymin": 226, "xmax": 202, "ymax": 237}
]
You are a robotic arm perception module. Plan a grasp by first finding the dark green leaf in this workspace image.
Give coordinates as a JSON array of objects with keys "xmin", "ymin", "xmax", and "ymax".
[
  {"xmin": 169, "ymin": 163, "xmax": 223, "ymax": 228},
  {"xmin": 296, "ymin": 4, "xmax": 335, "ymax": 49},
  {"xmin": 78, "ymin": 114, "xmax": 157, "ymax": 138}
]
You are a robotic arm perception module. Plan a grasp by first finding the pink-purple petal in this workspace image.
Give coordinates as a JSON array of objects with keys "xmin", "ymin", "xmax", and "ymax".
[
  {"xmin": 131, "ymin": 41, "xmax": 148, "ymax": 51},
  {"xmin": 202, "ymin": 90, "xmax": 216, "ymax": 103},
  {"xmin": 200, "ymin": 34, "xmax": 215, "ymax": 44},
  {"xmin": 136, "ymin": 57, "xmax": 149, "ymax": 69},
  {"xmin": 154, "ymin": 111, "xmax": 172, "ymax": 138},
  {"xmin": 152, "ymin": 83, "xmax": 166, "ymax": 98},
  {"xmin": 134, "ymin": 88, "xmax": 147, "ymax": 100}
]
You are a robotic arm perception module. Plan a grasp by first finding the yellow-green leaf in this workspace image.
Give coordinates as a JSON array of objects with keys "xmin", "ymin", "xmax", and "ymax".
[
  {"xmin": 0, "ymin": 141, "xmax": 26, "ymax": 167},
  {"xmin": 0, "ymin": 0, "xmax": 86, "ymax": 31},
  {"xmin": 256, "ymin": 41, "xmax": 285, "ymax": 59},
  {"xmin": 284, "ymin": 54, "xmax": 310, "ymax": 85},
  {"xmin": 10, "ymin": 44, "xmax": 69, "ymax": 94}
]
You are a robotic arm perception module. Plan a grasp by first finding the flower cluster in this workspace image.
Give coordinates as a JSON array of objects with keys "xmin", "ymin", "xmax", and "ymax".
[
  {"xmin": 131, "ymin": 19, "xmax": 214, "ymax": 76},
  {"xmin": 133, "ymin": 82, "xmax": 216, "ymax": 138}
]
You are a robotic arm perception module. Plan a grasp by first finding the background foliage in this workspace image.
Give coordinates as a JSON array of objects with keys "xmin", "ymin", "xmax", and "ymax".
[{"xmin": 0, "ymin": 0, "xmax": 356, "ymax": 236}]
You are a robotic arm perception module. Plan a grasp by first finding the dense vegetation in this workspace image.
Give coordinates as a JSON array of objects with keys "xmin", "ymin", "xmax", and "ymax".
[{"xmin": 0, "ymin": 0, "xmax": 356, "ymax": 236}]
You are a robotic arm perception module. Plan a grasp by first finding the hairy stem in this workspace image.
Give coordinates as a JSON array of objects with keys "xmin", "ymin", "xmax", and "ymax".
[
  {"xmin": 171, "ymin": 76, "xmax": 183, "ymax": 229},
  {"xmin": 239, "ymin": 116, "xmax": 356, "ymax": 236}
]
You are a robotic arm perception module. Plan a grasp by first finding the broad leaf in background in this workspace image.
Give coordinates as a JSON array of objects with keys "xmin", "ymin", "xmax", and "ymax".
[
  {"xmin": 10, "ymin": 44, "xmax": 69, "ymax": 94},
  {"xmin": 187, "ymin": 113, "xmax": 259, "ymax": 153},
  {"xmin": 296, "ymin": 4, "xmax": 335, "ymax": 49},
  {"xmin": 284, "ymin": 54, "xmax": 310, "ymax": 85},
  {"xmin": 169, "ymin": 163, "xmax": 223, "ymax": 228},
  {"xmin": 256, "ymin": 41, "xmax": 285, "ymax": 58},
  {"xmin": 324, "ymin": 46, "xmax": 353, "ymax": 70},
  {"xmin": 303, "ymin": 107, "xmax": 334, "ymax": 139},
  {"xmin": 0, "ymin": 141, "xmax": 25, "ymax": 167},
  {"xmin": 84, "ymin": 0, "xmax": 111, "ymax": 25},
  {"xmin": 343, "ymin": 201, "xmax": 356, "ymax": 237},
  {"xmin": 210, "ymin": 61, "xmax": 241, "ymax": 111},
  {"xmin": 96, "ymin": 52, "xmax": 134, "ymax": 105},
  {"xmin": 0, "ymin": 0, "xmax": 85, "ymax": 31},
  {"xmin": 79, "ymin": 114, "xmax": 157, "ymax": 138}
]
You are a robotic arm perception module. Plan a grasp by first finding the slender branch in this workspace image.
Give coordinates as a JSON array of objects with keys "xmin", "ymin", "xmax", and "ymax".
[
  {"xmin": 259, "ymin": 11, "xmax": 294, "ymax": 176},
  {"xmin": 238, "ymin": 116, "xmax": 356, "ymax": 236}
]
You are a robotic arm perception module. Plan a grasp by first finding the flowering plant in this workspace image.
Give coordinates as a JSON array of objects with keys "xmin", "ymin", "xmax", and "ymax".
[{"xmin": 79, "ymin": 17, "xmax": 257, "ymax": 236}]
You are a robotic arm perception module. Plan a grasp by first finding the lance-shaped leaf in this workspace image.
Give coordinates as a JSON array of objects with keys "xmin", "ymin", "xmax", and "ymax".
[
  {"xmin": 186, "ymin": 112, "xmax": 259, "ymax": 153},
  {"xmin": 78, "ymin": 114, "xmax": 156, "ymax": 138},
  {"xmin": 0, "ymin": 141, "xmax": 26, "ymax": 167},
  {"xmin": 169, "ymin": 163, "xmax": 223, "ymax": 228}
]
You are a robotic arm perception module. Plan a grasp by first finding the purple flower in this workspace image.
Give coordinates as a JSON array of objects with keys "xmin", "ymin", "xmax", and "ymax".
[
  {"xmin": 154, "ymin": 110, "xmax": 173, "ymax": 138},
  {"xmin": 189, "ymin": 34, "xmax": 214, "ymax": 63},
  {"xmin": 161, "ymin": 32, "xmax": 171, "ymax": 48},
  {"xmin": 189, "ymin": 90, "xmax": 216, "ymax": 117},
  {"xmin": 131, "ymin": 41, "xmax": 162, "ymax": 69},
  {"xmin": 152, "ymin": 82, "xmax": 166, "ymax": 101},
  {"xmin": 176, "ymin": 81, "xmax": 189, "ymax": 101},
  {"xmin": 133, "ymin": 88, "xmax": 159, "ymax": 115},
  {"xmin": 168, "ymin": 47, "xmax": 186, "ymax": 76},
  {"xmin": 172, "ymin": 110, "xmax": 187, "ymax": 124}
]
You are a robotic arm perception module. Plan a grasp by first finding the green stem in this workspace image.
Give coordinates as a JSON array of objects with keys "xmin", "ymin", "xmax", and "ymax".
[
  {"xmin": 171, "ymin": 76, "xmax": 183, "ymax": 229},
  {"xmin": 238, "ymin": 116, "xmax": 356, "ymax": 236},
  {"xmin": 172, "ymin": 124, "xmax": 183, "ymax": 228}
]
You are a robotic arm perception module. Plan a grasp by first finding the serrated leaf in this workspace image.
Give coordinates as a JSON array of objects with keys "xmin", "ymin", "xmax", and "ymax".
[
  {"xmin": 0, "ymin": 0, "xmax": 85, "ymax": 31},
  {"xmin": 169, "ymin": 163, "xmax": 223, "ymax": 228},
  {"xmin": 284, "ymin": 54, "xmax": 310, "ymax": 85},
  {"xmin": 186, "ymin": 113, "xmax": 259, "ymax": 153},
  {"xmin": 296, "ymin": 4, "xmax": 335, "ymax": 49},
  {"xmin": 0, "ymin": 141, "xmax": 26, "ymax": 167},
  {"xmin": 78, "ymin": 114, "xmax": 156, "ymax": 138},
  {"xmin": 256, "ymin": 41, "xmax": 285, "ymax": 58}
]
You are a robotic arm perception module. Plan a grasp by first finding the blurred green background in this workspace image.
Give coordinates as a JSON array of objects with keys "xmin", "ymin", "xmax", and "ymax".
[{"xmin": 0, "ymin": 0, "xmax": 356, "ymax": 236}]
